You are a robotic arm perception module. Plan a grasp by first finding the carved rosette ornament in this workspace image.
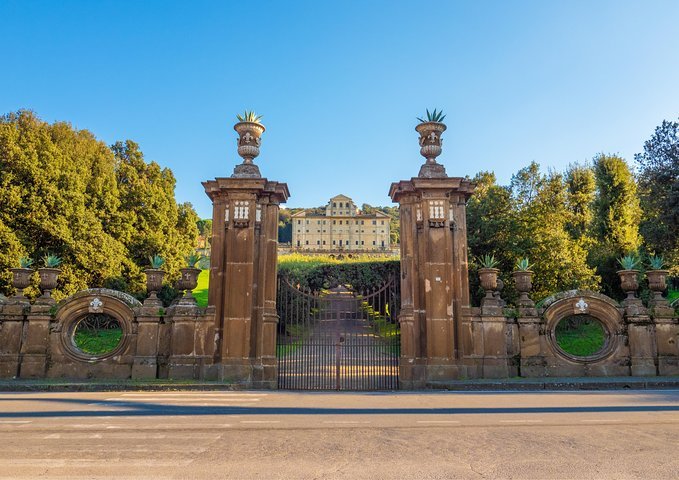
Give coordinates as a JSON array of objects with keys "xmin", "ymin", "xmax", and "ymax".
[
  {"xmin": 232, "ymin": 120, "xmax": 265, "ymax": 178},
  {"xmin": 416, "ymin": 121, "xmax": 447, "ymax": 178}
]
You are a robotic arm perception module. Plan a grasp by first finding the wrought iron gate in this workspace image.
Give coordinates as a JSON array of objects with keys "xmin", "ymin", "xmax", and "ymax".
[{"xmin": 276, "ymin": 276, "xmax": 400, "ymax": 390}]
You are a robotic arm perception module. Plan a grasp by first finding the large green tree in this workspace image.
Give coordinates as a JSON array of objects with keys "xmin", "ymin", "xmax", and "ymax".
[
  {"xmin": 0, "ymin": 111, "xmax": 198, "ymax": 299},
  {"xmin": 590, "ymin": 154, "xmax": 642, "ymax": 297},
  {"xmin": 635, "ymin": 119, "xmax": 679, "ymax": 274}
]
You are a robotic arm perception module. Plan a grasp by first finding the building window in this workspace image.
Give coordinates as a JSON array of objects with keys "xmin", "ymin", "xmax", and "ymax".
[
  {"xmin": 372, "ymin": 220, "xmax": 376, "ymax": 225},
  {"xmin": 333, "ymin": 202, "xmax": 336, "ymax": 207},
  {"xmin": 333, "ymin": 240, "xmax": 336, "ymax": 245},
  {"xmin": 323, "ymin": 220, "xmax": 326, "ymax": 225},
  {"xmin": 305, "ymin": 240, "xmax": 309, "ymax": 245},
  {"xmin": 339, "ymin": 202, "xmax": 343, "ymax": 208},
  {"xmin": 323, "ymin": 240, "xmax": 326, "ymax": 245},
  {"xmin": 317, "ymin": 240, "xmax": 320, "ymax": 245},
  {"xmin": 297, "ymin": 220, "xmax": 301, "ymax": 225},
  {"xmin": 333, "ymin": 220, "xmax": 336, "ymax": 225},
  {"xmin": 381, "ymin": 241, "xmax": 385, "ymax": 247},
  {"xmin": 361, "ymin": 241, "xmax": 364, "ymax": 245},
  {"xmin": 297, "ymin": 240, "xmax": 300, "ymax": 246},
  {"xmin": 339, "ymin": 220, "xmax": 342, "ymax": 225},
  {"xmin": 355, "ymin": 241, "xmax": 358, "ymax": 245},
  {"xmin": 317, "ymin": 220, "xmax": 321, "ymax": 224},
  {"xmin": 306, "ymin": 220, "xmax": 309, "ymax": 224},
  {"xmin": 381, "ymin": 220, "xmax": 385, "ymax": 225},
  {"xmin": 373, "ymin": 241, "xmax": 376, "ymax": 245},
  {"xmin": 361, "ymin": 220, "xmax": 364, "ymax": 225}
]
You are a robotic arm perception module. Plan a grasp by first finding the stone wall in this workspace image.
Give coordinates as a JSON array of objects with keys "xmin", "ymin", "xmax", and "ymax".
[{"xmin": 0, "ymin": 288, "xmax": 215, "ymax": 380}]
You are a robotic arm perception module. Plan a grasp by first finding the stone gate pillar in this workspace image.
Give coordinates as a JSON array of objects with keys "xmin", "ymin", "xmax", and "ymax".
[
  {"xmin": 389, "ymin": 118, "xmax": 475, "ymax": 388},
  {"xmin": 203, "ymin": 118, "xmax": 289, "ymax": 388}
]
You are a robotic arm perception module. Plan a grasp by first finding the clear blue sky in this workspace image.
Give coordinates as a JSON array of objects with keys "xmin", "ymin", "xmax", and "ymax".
[{"xmin": 2, "ymin": 1, "xmax": 678, "ymax": 218}]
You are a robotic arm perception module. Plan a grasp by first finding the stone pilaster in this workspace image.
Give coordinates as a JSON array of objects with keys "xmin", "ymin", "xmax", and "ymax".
[
  {"xmin": 390, "ymin": 176, "xmax": 475, "ymax": 386},
  {"xmin": 203, "ymin": 177, "xmax": 288, "ymax": 387},
  {"xmin": 19, "ymin": 303, "xmax": 53, "ymax": 378},
  {"xmin": 131, "ymin": 300, "xmax": 162, "ymax": 379},
  {"xmin": 625, "ymin": 300, "xmax": 657, "ymax": 376},
  {"xmin": 0, "ymin": 301, "xmax": 28, "ymax": 378},
  {"xmin": 516, "ymin": 311, "xmax": 546, "ymax": 377},
  {"xmin": 652, "ymin": 303, "xmax": 679, "ymax": 376},
  {"xmin": 166, "ymin": 303, "xmax": 216, "ymax": 380}
]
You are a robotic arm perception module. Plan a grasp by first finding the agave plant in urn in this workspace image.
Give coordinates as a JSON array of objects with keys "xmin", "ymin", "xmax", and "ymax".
[
  {"xmin": 646, "ymin": 255, "xmax": 669, "ymax": 305},
  {"xmin": 145, "ymin": 255, "xmax": 166, "ymax": 303},
  {"xmin": 512, "ymin": 257, "xmax": 534, "ymax": 307},
  {"xmin": 616, "ymin": 254, "xmax": 641, "ymax": 301},
  {"xmin": 232, "ymin": 110, "xmax": 265, "ymax": 178},
  {"xmin": 416, "ymin": 108, "xmax": 448, "ymax": 178},
  {"xmin": 37, "ymin": 254, "xmax": 62, "ymax": 303},
  {"xmin": 478, "ymin": 254, "xmax": 500, "ymax": 299},
  {"xmin": 177, "ymin": 252, "xmax": 203, "ymax": 304},
  {"xmin": 10, "ymin": 257, "xmax": 35, "ymax": 301}
]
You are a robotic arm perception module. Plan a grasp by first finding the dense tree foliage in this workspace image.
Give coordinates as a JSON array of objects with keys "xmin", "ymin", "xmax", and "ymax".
[
  {"xmin": 467, "ymin": 166, "xmax": 599, "ymax": 303},
  {"xmin": 0, "ymin": 111, "xmax": 198, "ymax": 300},
  {"xmin": 635, "ymin": 119, "xmax": 679, "ymax": 275},
  {"xmin": 588, "ymin": 154, "xmax": 642, "ymax": 297}
]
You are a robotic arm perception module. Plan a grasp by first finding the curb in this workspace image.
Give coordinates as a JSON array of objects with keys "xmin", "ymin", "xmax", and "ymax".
[{"xmin": 1, "ymin": 377, "xmax": 679, "ymax": 393}]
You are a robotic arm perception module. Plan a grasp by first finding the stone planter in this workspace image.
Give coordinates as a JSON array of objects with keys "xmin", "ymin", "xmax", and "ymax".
[
  {"xmin": 233, "ymin": 121, "xmax": 265, "ymax": 178},
  {"xmin": 512, "ymin": 270, "xmax": 533, "ymax": 306},
  {"xmin": 617, "ymin": 269, "xmax": 640, "ymax": 300},
  {"xmin": 10, "ymin": 268, "xmax": 33, "ymax": 298},
  {"xmin": 478, "ymin": 268, "xmax": 500, "ymax": 299},
  {"xmin": 145, "ymin": 269, "xmax": 165, "ymax": 299},
  {"xmin": 178, "ymin": 267, "xmax": 201, "ymax": 300},
  {"xmin": 38, "ymin": 268, "xmax": 61, "ymax": 298},
  {"xmin": 647, "ymin": 269, "xmax": 669, "ymax": 302},
  {"xmin": 415, "ymin": 121, "xmax": 447, "ymax": 178}
]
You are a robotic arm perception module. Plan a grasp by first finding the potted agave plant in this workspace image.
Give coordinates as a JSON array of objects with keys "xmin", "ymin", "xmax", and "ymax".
[
  {"xmin": 617, "ymin": 254, "xmax": 640, "ymax": 300},
  {"xmin": 38, "ymin": 254, "xmax": 62, "ymax": 299},
  {"xmin": 11, "ymin": 257, "xmax": 34, "ymax": 299},
  {"xmin": 512, "ymin": 257, "xmax": 534, "ymax": 305},
  {"xmin": 178, "ymin": 252, "xmax": 203, "ymax": 301},
  {"xmin": 145, "ymin": 255, "xmax": 166, "ymax": 300},
  {"xmin": 233, "ymin": 110, "xmax": 265, "ymax": 178},
  {"xmin": 646, "ymin": 254, "xmax": 669, "ymax": 302},
  {"xmin": 416, "ymin": 109, "xmax": 447, "ymax": 178},
  {"xmin": 478, "ymin": 254, "xmax": 500, "ymax": 299}
]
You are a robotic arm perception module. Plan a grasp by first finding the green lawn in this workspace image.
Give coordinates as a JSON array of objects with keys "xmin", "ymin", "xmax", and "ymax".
[
  {"xmin": 555, "ymin": 318, "xmax": 606, "ymax": 357},
  {"xmin": 74, "ymin": 328, "xmax": 123, "ymax": 355},
  {"xmin": 194, "ymin": 269, "xmax": 209, "ymax": 307},
  {"xmin": 669, "ymin": 289, "xmax": 678, "ymax": 303}
]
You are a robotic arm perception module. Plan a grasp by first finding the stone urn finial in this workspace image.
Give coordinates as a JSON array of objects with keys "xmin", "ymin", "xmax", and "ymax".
[
  {"xmin": 416, "ymin": 109, "xmax": 448, "ymax": 178},
  {"xmin": 232, "ymin": 110, "xmax": 265, "ymax": 178}
]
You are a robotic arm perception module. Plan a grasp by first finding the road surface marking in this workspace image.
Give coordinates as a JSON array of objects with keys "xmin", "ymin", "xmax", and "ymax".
[
  {"xmin": 43, "ymin": 434, "xmax": 61, "ymax": 439},
  {"xmin": 581, "ymin": 419, "xmax": 622, "ymax": 423},
  {"xmin": 240, "ymin": 420, "xmax": 280, "ymax": 424},
  {"xmin": 119, "ymin": 393, "xmax": 267, "ymax": 397},
  {"xmin": 416, "ymin": 420, "xmax": 461, "ymax": 424},
  {"xmin": 322, "ymin": 421, "xmax": 372, "ymax": 424},
  {"xmin": 104, "ymin": 397, "xmax": 261, "ymax": 402},
  {"xmin": 0, "ymin": 420, "xmax": 32, "ymax": 424},
  {"xmin": 499, "ymin": 419, "xmax": 543, "ymax": 423}
]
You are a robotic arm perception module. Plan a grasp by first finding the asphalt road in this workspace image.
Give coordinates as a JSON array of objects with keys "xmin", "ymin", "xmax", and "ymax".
[{"xmin": 1, "ymin": 389, "xmax": 678, "ymax": 479}]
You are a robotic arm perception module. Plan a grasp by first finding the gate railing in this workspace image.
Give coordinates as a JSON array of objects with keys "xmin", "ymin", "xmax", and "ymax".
[{"xmin": 276, "ymin": 276, "xmax": 400, "ymax": 390}]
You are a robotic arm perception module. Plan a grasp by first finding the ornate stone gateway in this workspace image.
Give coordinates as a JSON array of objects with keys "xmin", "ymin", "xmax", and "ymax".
[{"xmin": 276, "ymin": 276, "xmax": 400, "ymax": 390}]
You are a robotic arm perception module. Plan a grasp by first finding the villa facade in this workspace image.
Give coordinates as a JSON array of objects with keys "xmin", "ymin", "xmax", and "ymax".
[{"xmin": 291, "ymin": 194, "xmax": 391, "ymax": 251}]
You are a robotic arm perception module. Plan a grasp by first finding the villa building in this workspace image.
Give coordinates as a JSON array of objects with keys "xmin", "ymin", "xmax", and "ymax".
[{"xmin": 291, "ymin": 194, "xmax": 391, "ymax": 251}]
